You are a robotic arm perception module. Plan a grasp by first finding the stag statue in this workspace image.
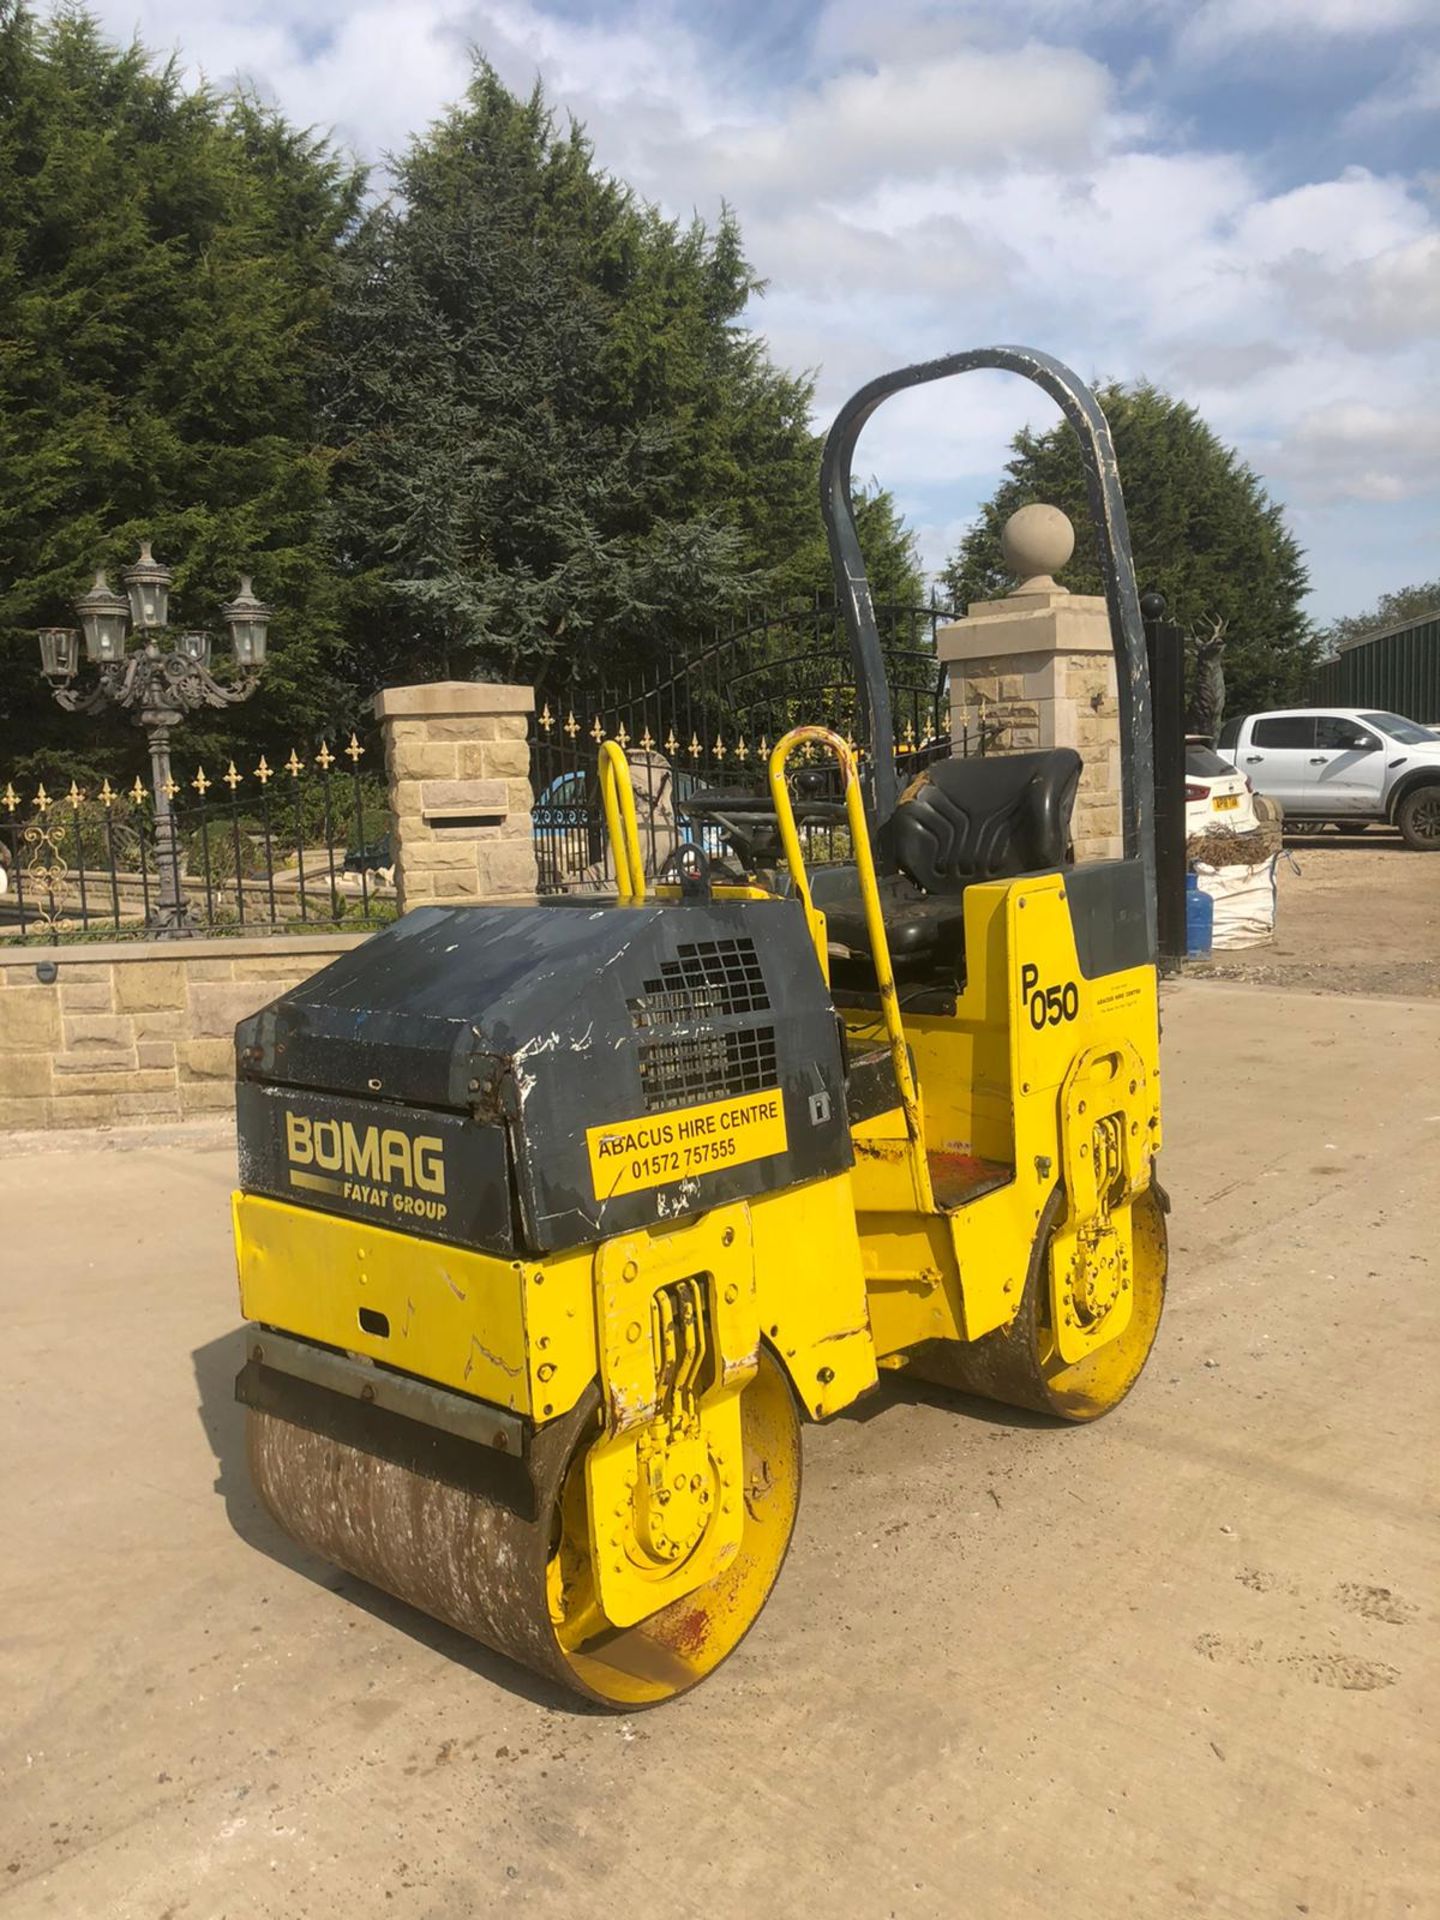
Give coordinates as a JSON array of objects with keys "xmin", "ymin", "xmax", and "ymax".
[{"xmin": 1186, "ymin": 616, "xmax": 1228, "ymax": 740}]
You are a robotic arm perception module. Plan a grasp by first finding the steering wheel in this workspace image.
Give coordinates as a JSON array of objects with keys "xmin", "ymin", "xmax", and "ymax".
[{"xmin": 657, "ymin": 842, "xmax": 714, "ymax": 899}]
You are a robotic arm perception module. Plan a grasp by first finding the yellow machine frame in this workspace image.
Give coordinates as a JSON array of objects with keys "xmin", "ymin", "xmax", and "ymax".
[
  {"xmin": 235, "ymin": 730, "xmax": 1165, "ymax": 1683},
  {"xmin": 232, "ymin": 347, "xmax": 1169, "ymax": 1706}
]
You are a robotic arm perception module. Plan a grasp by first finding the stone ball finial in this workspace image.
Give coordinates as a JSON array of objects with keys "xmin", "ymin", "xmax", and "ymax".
[{"xmin": 1000, "ymin": 503, "xmax": 1074, "ymax": 594}]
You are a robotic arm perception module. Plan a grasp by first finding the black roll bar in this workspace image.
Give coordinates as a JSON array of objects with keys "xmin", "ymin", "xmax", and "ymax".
[{"xmin": 819, "ymin": 346, "xmax": 1155, "ymax": 945}]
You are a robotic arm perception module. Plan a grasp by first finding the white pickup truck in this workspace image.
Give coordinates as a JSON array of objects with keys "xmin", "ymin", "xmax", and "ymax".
[{"xmin": 1216, "ymin": 707, "xmax": 1440, "ymax": 850}]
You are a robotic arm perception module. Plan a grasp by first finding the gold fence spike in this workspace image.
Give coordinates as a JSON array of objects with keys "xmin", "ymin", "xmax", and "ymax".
[
  {"xmin": 254, "ymin": 755, "xmax": 272, "ymax": 785},
  {"xmin": 345, "ymin": 732, "xmax": 364, "ymax": 762},
  {"xmin": 1, "ymin": 783, "xmax": 18, "ymax": 813},
  {"xmin": 98, "ymin": 778, "xmax": 116, "ymax": 808},
  {"xmin": 224, "ymin": 760, "xmax": 242, "ymax": 791},
  {"xmin": 901, "ymin": 718, "xmax": 916, "ymax": 747},
  {"xmin": 664, "ymin": 730, "xmax": 679, "ymax": 756},
  {"xmin": 315, "ymin": 740, "xmax": 335, "ymax": 771},
  {"xmin": 34, "ymin": 782, "xmax": 51, "ymax": 814},
  {"xmin": 538, "ymin": 703, "xmax": 554, "ymax": 734},
  {"xmin": 589, "ymin": 716, "xmax": 605, "ymax": 743},
  {"xmin": 162, "ymin": 774, "xmax": 179, "ymax": 801},
  {"xmin": 284, "ymin": 750, "xmax": 304, "ymax": 778},
  {"xmin": 713, "ymin": 734, "xmax": 726, "ymax": 761},
  {"xmin": 66, "ymin": 780, "xmax": 86, "ymax": 810},
  {"xmin": 688, "ymin": 734, "xmax": 701, "ymax": 759},
  {"xmin": 615, "ymin": 723, "xmax": 629, "ymax": 749},
  {"xmin": 735, "ymin": 735, "xmax": 748, "ymax": 762},
  {"xmin": 639, "ymin": 727, "xmax": 655, "ymax": 752},
  {"xmin": 129, "ymin": 777, "xmax": 147, "ymax": 806},
  {"xmin": 192, "ymin": 766, "xmax": 211, "ymax": 796},
  {"xmin": 563, "ymin": 710, "xmax": 579, "ymax": 739}
]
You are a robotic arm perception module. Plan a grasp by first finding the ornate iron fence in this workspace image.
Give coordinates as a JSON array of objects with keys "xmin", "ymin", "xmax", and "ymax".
[
  {"xmin": 530, "ymin": 599, "xmax": 987, "ymax": 891},
  {"xmin": 0, "ymin": 732, "xmax": 396, "ymax": 943}
]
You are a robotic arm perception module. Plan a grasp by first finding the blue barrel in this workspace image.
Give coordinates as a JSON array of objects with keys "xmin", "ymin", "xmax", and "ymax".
[{"xmin": 1185, "ymin": 872, "xmax": 1213, "ymax": 957}]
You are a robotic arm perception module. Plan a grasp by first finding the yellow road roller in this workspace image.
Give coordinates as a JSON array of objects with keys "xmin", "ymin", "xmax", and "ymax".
[{"xmin": 231, "ymin": 347, "xmax": 1168, "ymax": 1706}]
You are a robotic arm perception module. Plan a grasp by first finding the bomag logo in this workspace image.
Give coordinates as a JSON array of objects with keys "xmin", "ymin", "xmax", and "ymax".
[{"xmin": 284, "ymin": 1110, "xmax": 448, "ymax": 1222}]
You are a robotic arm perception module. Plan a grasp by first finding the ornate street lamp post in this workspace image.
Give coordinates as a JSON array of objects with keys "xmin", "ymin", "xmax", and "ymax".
[{"xmin": 37, "ymin": 541, "xmax": 271, "ymax": 936}]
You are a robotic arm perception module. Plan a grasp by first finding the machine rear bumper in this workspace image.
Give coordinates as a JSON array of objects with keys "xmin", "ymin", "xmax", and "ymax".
[
  {"xmin": 235, "ymin": 1335, "xmax": 545, "ymax": 1516},
  {"xmin": 236, "ymin": 1326, "xmax": 526, "ymax": 1454}
]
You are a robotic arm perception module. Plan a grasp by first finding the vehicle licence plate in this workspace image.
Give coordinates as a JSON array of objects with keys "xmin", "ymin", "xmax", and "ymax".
[{"xmin": 1213, "ymin": 794, "xmax": 1240, "ymax": 811}]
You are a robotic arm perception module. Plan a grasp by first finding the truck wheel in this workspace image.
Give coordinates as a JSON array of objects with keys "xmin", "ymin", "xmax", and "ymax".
[{"xmin": 1396, "ymin": 786, "xmax": 1440, "ymax": 850}]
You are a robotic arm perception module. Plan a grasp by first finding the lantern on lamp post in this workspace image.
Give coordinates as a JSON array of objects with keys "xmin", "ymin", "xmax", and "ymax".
[
  {"xmin": 74, "ymin": 571, "xmax": 130, "ymax": 664},
  {"xmin": 223, "ymin": 576, "xmax": 272, "ymax": 671},
  {"xmin": 122, "ymin": 539, "xmax": 172, "ymax": 630},
  {"xmin": 176, "ymin": 631, "xmax": 213, "ymax": 668},
  {"xmin": 36, "ymin": 539, "xmax": 272, "ymax": 936},
  {"xmin": 38, "ymin": 627, "xmax": 82, "ymax": 681}
]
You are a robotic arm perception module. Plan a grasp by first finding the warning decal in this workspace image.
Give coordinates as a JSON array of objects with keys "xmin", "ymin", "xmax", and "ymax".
[{"xmin": 586, "ymin": 1088, "xmax": 788, "ymax": 1200}]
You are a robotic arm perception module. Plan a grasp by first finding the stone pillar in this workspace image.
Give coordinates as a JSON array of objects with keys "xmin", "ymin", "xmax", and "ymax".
[
  {"xmin": 936, "ymin": 505, "xmax": 1122, "ymax": 863},
  {"xmin": 374, "ymin": 682, "xmax": 537, "ymax": 911}
]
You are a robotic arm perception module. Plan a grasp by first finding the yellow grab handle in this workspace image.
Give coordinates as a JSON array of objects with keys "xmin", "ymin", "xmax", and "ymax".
[
  {"xmin": 599, "ymin": 739, "xmax": 646, "ymax": 903},
  {"xmin": 766, "ymin": 728, "xmax": 927, "ymax": 1177}
]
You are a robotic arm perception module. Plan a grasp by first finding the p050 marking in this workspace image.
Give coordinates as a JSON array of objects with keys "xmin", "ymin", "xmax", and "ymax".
[{"xmin": 1020, "ymin": 961, "xmax": 1079, "ymax": 1030}]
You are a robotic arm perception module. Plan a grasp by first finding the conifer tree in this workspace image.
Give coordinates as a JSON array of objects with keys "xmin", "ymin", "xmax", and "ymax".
[
  {"xmin": 943, "ymin": 383, "xmax": 1314, "ymax": 714},
  {"xmin": 0, "ymin": 2, "xmax": 361, "ymax": 777},
  {"xmin": 326, "ymin": 64, "xmax": 921, "ymax": 690}
]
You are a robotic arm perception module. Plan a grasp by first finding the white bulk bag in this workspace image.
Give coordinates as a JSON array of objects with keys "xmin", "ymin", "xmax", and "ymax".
[{"xmin": 1194, "ymin": 856, "xmax": 1279, "ymax": 950}]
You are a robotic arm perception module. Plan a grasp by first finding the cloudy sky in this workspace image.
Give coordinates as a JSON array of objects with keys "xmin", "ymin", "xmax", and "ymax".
[{"xmin": 91, "ymin": 0, "xmax": 1440, "ymax": 621}]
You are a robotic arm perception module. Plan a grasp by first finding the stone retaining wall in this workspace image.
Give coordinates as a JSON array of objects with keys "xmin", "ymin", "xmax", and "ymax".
[{"xmin": 0, "ymin": 934, "xmax": 365, "ymax": 1131}]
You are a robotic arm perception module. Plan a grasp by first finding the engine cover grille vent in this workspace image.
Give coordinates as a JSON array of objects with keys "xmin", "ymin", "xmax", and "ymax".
[
  {"xmin": 629, "ymin": 937, "xmax": 769, "ymax": 1029},
  {"xmin": 639, "ymin": 1026, "xmax": 778, "ymax": 1112}
]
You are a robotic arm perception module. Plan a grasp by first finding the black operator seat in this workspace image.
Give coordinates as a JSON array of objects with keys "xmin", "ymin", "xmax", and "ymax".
[{"xmin": 821, "ymin": 749, "xmax": 1082, "ymax": 987}]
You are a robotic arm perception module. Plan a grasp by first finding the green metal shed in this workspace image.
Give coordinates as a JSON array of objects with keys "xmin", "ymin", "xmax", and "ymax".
[{"xmin": 1310, "ymin": 607, "xmax": 1440, "ymax": 724}]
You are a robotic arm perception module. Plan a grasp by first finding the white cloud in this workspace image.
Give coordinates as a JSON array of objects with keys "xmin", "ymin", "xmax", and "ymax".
[
  {"xmin": 697, "ymin": 44, "xmax": 1114, "ymax": 203},
  {"xmin": 1268, "ymin": 232, "xmax": 1440, "ymax": 350},
  {"xmin": 726, "ymin": 206, "xmax": 1015, "ymax": 301},
  {"xmin": 1348, "ymin": 48, "xmax": 1440, "ymax": 126},
  {"xmin": 1166, "ymin": 340, "xmax": 1296, "ymax": 387},
  {"xmin": 1272, "ymin": 402, "xmax": 1440, "ymax": 503},
  {"xmin": 1181, "ymin": 0, "xmax": 1432, "ymax": 56},
  {"xmin": 1231, "ymin": 170, "xmax": 1424, "ymax": 263},
  {"xmin": 93, "ymin": 3, "xmax": 483, "ymax": 161}
]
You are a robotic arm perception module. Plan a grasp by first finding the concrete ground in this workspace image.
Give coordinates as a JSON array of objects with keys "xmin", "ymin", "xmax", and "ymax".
[
  {"xmin": 1194, "ymin": 830, "xmax": 1440, "ymax": 1000},
  {"xmin": 2, "ymin": 982, "xmax": 1437, "ymax": 1920}
]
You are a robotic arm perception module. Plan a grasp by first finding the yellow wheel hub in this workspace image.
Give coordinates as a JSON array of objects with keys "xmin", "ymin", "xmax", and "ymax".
[
  {"xmin": 905, "ymin": 1183, "xmax": 1166, "ymax": 1422},
  {"xmin": 632, "ymin": 1431, "xmax": 716, "ymax": 1564},
  {"xmin": 548, "ymin": 1344, "xmax": 801, "ymax": 1704}
]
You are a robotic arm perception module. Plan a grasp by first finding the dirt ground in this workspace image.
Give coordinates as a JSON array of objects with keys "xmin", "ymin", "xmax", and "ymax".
[
  {"xmin": 2, "ymin": 981, "xmax": 1437, "ymax": 1919},
  {"xmin": 1192, "ymin": 828, "xmax": 1440, "ymax": 999}
]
